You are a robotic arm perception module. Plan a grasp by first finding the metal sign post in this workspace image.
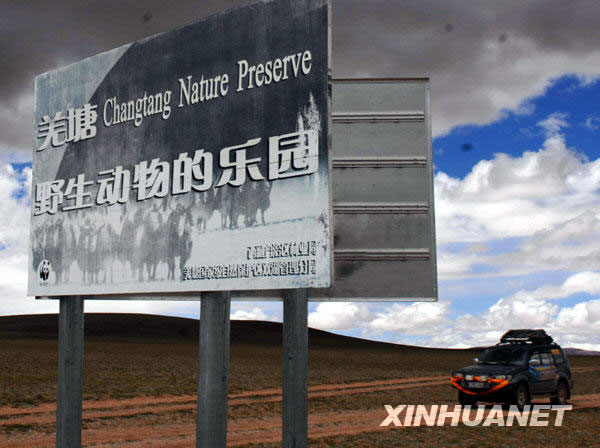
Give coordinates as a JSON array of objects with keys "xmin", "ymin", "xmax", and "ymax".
[
  {"xmin": 56, "ymin": 296, "xmax": 84, "ymax": 448},
  {"xmin": 283, "ymin": 289, "xmax": 309, "ymax": 448},
  {"xmin": 197, "ymin": 291, "xmax": 231, "ymax": 447}
]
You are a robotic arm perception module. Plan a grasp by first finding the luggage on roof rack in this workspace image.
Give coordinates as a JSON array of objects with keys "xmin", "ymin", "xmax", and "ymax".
[{"xmin": 500, "ymin": 329, "xmax": 553, "ymax": 345}]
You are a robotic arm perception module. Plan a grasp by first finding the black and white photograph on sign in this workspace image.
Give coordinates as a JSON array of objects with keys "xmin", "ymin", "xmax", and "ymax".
[{"xmin": 28, "ymin": 0, "xmax": 331, "ymax": 296}]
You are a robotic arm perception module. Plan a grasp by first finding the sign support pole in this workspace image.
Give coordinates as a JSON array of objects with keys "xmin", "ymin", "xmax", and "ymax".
[
  {"xmin": 56, "ymin": 296, "xmax": 84, "ymax": 448},
  {"xmin": 197, "ymin": 291, "xmax": 231, "ymax": 448},
  {"xmin": 282, "ymin": 288, "xmax": 309, "ymax": 448}
]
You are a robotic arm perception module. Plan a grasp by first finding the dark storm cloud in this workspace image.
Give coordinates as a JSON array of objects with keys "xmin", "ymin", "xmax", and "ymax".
[
  {"xmin": 2, "ymin": 0, "xmax": 600, "ymax": 158},
  {"xmin": 0, "ymin": 0, "xmax": 244, "ymax": 104},
  {"xmin": 333, "ymin": 0, "xmax": 600, "ymax": 76},
  {"xmin": 331, "ymin": 0, "xmax": 600, "ymax": 135}
]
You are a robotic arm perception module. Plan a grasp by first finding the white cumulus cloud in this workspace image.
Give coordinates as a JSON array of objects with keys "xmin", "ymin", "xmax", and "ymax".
[
  {"xmin": 368, "ymin": 301, "xmax": 451, "ymax": 334},
  {"xmin": 538, "ymin": 112, "xmax": 569, "ymax": 137},
  {"xmin": 0, "ymin": 163, "xmax": 32, "ymax": 311},
  {"xmin": 308, "ymin": 302, "xmax": 373, "ymax": 331},
  {"xmin": 231, "ymin": 307, "xmax": 268, "ymax": 321},
  {"xmin": 306, "ymin": 271, "xmax": 600, "ymax": 351},
  {"xmin": 582, "ymin": 115, "xmax": 600, "ymax": 131},
  {"xmin": 438, "ymin": 272, "xmax": 600, "ymax": 349},
  {"xmin": 436, "ymin": 120, "xmax": 600, "ymax": 279}
]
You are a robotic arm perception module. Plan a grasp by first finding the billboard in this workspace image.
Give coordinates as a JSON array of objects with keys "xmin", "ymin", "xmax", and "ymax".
[{"xmin": 29, "ymin": 0, "xmax": 331, "ymax": 297}]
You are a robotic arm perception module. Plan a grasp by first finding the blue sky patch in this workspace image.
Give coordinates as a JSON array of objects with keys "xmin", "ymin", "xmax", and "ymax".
[
  {"xmin": 434, "ymin": 75, "xmax": 600, "ymax": 178},
  {"xmin": 9, "ymin": 162, "xmax": 31, "ymax": 201},
  {"xmin": 10, "ymin": 162, "xmax": 32, "ymax": 173}
]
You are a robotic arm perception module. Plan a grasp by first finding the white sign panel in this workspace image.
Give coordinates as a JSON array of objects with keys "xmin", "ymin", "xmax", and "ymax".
[{"xmin": 28, "ymin": 0, "xmax": 332, "ymax": 297}]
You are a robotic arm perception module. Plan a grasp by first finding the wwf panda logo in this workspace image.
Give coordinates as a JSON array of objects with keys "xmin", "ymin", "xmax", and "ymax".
[{"xmin": 39, "ymin": 259, "xmax": 51, "ymax": 282}]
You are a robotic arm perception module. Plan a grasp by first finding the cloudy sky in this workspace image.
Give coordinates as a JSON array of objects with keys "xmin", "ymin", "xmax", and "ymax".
[{"xmin": 1, "ymin": 0, "xmax": 600, "ymax": 349}]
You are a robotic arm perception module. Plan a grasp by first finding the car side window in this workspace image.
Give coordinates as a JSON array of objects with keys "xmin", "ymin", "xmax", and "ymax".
[
  {"xmin": 552, "ymin": 348, "xmax": 564, "ymax": 364},
  {"xmin": 529, "ymin": 353, "xmax": 541, "ymax": 364},
  {"xmin": 540, "ymin": 352, "xmax": 553, "ymax": 365}
]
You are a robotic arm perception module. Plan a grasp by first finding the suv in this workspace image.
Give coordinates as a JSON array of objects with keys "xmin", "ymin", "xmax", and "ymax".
[{"xmin": 450, "ymin": 329, "xmax": 573, "ymax": 410}]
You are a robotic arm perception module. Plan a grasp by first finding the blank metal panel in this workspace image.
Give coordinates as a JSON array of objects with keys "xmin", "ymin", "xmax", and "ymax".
[
  {"xmin": 333, "ymin": 212, "xmax": 432, "ymax": 250},
  {"xmin": 332, "ymin": 121, "xmax": 428, "ymax": 157},
  {"xmin": 312, "ymin": 259, "xmax": 436, "ymax": 299},
  {"xmin": 332, "ymin": 79, "xmax": 427, "ymax": 112},
  {"xmin": 333, "ymin": 167, "xmax": 430, "ymax": 203},
  {"xmin": 326, "ymin": 78, "xmax": 437, "ymax": 301}
]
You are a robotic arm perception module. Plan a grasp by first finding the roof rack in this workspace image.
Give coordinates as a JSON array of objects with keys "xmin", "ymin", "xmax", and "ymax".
[{"xmin": 500, "ymin": 329, "xmax": 553, "ymax": 345}]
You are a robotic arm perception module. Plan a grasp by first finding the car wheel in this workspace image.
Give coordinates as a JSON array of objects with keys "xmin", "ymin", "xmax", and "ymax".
[
  {"xmin": 513, "ymin": 383, "xmax": 530, "ymax": 411},
  {"xmin": 459, "ymin": 391, "xmax": 476, "ymax": 407},
  {"xmin": 551, "ymin": 381, "xmax": 569, "ymax": 405}
]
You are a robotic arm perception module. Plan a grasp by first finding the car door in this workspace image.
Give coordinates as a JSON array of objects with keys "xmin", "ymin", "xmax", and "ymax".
[
  {"xmin": 540, "ymin": 351, "xmax": 557, "ymax": 393},
  {"xmin": 528, "ymin": 352, "xmax": 544, "ymax": 394},
  {"xmin": 552, "ymin": 348, "xmax": 571, "ymax": 381}
]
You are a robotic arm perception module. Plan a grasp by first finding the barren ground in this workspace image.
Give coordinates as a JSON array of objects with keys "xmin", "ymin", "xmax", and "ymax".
[{"xmin": 1, "ymin": 315, "xmax": 599, "ymax": 447}]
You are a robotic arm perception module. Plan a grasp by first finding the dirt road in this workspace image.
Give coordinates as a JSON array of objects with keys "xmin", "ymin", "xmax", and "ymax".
[{"xmin": 1, "ymin": 369, "xmax": 599, "ymax": 447}]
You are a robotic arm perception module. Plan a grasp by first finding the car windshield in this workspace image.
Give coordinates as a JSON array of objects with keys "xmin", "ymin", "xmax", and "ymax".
[{"xmin": 479, "ymin": 347, "xmax": 527, "ymax": 366}]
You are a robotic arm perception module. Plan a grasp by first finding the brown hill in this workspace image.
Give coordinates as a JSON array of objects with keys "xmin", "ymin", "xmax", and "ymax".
[
  {"xmin": 0, "ymin": 313, "xmax": 462, "ymax": 351},
  {"xmin": 4, "ymin": 313, "xmax": 596, "ymax": 354}
]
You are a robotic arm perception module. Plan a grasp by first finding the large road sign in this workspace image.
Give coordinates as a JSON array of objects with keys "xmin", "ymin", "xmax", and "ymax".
[{"xmin": 29, "ymin": 0, "xmax": 332, "ymax": 297}]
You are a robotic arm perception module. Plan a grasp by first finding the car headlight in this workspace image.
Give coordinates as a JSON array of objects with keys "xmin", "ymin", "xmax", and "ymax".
[
  {"xmin": 452, "ymin": 372, "xmax": 463, "ymax": 378},
  {"xmin": 493, "ymin": 374, "xmax": 512, "ymax": 380},
  {"xmin": 479, "ymin": 375, "xmax": 489, "ymax": 381},
  {"xmin": 465, "ymin": 375, "xmax": 474, "ymax": 381}
]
